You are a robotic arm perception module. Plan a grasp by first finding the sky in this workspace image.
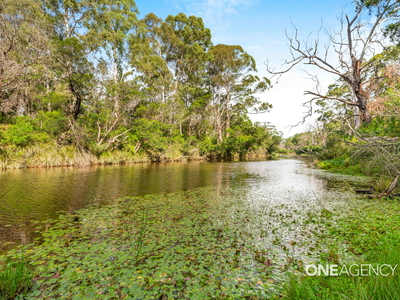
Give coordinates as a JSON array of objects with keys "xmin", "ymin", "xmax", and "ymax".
[{"xmin": 136, "ymin": 0, "xmax": 358, "ymax": 137}]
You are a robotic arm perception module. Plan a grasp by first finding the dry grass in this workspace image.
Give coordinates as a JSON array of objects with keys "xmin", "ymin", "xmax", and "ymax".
[{"xmin": 0, "ymin": 143, "xmax": 209, "ymax": 170}]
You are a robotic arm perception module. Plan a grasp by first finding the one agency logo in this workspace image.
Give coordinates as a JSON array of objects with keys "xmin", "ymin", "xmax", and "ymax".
[{"xmin": 305, "ymin": 264, "xmax": 398, "ymax": 277}]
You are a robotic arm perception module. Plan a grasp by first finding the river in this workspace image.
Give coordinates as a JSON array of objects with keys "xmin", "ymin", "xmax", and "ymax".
[{"xmin": 0, "ymin": 158, "xmax": 368, "ymax": 251}]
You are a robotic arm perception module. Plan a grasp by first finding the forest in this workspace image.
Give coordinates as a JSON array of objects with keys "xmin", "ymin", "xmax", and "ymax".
[{"xmin": 0, "ymin": 0, "xmax": 281, "ymax": 169}]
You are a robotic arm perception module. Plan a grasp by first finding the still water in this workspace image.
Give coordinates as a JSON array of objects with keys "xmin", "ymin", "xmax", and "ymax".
[{"xmin": 0, "ymin": 158, "xmax": 367, "ymax": 250}]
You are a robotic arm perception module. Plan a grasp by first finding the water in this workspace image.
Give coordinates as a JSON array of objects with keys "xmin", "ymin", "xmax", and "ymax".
[{"xmin": 0, "ymin": 158, "xmax": 368, "ymax": 251}]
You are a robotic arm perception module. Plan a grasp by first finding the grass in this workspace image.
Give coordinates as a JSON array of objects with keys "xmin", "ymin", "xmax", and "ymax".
[
  {"xmin": 317, "ymin": 157, "xmax": 364, "ymax": 176},
  {"xmin": 372, "ymin": 177, "xmax": 392, "ymax": 194},
  {"xmin": 0, "ymin": 187, "xmax": 35, "ymax": 300},
  {"xmin": 0, "ymin": 143, "xmax": 152, "ymax": 170},
  {"xmin": 0, "ymin": 252, "xmax": 35, "ymax": 300},
  {"xmin": 0, "ymin": 142, "xmax": 215, "ymax": 170},
  {"xmin": 285, "ymin": 236, "xmax": 400, "ymax": 299},
  {"xmin": 284, "ymin": 197, "xmax": 400, "ymax": 300}
]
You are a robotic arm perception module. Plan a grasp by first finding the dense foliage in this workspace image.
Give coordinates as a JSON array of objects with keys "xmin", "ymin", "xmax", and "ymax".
[{"xmin": 0, "ymin": 0, "xmax": 280, "ymax": 168}]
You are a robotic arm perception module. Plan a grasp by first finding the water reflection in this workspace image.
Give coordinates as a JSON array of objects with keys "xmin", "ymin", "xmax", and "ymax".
[{"xmin": 0, "ymin": 158, "xmax": 367, "ymax": 250}]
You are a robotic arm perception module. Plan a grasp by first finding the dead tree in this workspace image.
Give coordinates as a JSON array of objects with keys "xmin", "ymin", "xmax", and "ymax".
[{"xmin": 267, "ymin": 0, "xmax": 400, "ymax": 125}]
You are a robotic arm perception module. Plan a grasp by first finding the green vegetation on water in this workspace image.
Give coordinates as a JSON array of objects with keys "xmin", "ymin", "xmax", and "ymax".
[
  {"xmin": 1, "ymin": 184, "xmax": 399, "ymax": 299},
  {"xmin": 315, "ymin": 157, "xmax": 364, "ymax": 176},
  {"xmin": 2, "ymin": 187, "xmax": 290, "ymax": 299}
]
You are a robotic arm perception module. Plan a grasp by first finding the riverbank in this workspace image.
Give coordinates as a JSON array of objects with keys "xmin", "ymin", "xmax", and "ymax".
[
  {"xmin": 312, "ymin": 156, "xmax": 364, "ymax": 176},
  {"xmin": 0, "ymin": 143, "xmax": 276, "ymax": 170},
  {"xmin": 0, "ymin": 143, "xmax": 197, "ymax": 170}
]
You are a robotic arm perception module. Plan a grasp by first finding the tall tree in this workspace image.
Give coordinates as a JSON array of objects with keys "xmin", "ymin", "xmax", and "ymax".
[
  {"xmin": 130, "ymin": 13, "xmax": 172, "ymax": 103},
  {"xmin": 86, "ymin": 0, "xmax": 139, "ymax": 114},
  {"xmin": 43, "ymin": 0, "xmax": 95, "ymax": 118},
  {"xmin": 208, "ymin": 44, "xmax": 271, "ymax": 140},
  {"xmin": 163, "ymin": 13, "xmax": 212, "ymax": 108},
  {"xmin": 0, "ymin": 0, "xmax": 50, "ymax": 114}
]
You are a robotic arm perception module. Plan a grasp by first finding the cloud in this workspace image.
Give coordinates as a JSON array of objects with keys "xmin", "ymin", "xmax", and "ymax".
[{"xmin": 171, "ymin": 0, "xmax": 258, "ymax": 29}]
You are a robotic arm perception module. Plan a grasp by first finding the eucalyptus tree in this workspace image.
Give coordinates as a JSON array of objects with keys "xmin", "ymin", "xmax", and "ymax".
[
  {"xmin": 208, "ymin": 44, "xmax": 271, "ymax": 141},
  {"xmin": 130, "ymin": 13, "xmax": 173, "ymax": 104},
  {"xmin": 86, "ymin": 0, "xmax": 139, "ymax": 114},
  {"xmin": 42, "ymin": 0, "xmax": 95, "ymax": 118},
  {"xmin": 0, "ymin": 0, "xmax": 50, "ymax": 115},
  {"xmin": 131, "ymin": 13, "xmax": 212, "ymax": 137},
  {"xmin": 163, "ymin": 13, "xmax": 212, "ymax": 108}
]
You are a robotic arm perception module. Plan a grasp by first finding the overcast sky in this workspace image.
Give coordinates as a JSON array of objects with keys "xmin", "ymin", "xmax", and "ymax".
[{"xmin": 137, "ymin": 0, "xmax": 359, "ymax": 137}]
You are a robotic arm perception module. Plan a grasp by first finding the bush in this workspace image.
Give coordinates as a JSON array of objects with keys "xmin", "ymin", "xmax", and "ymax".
[
  {"xmin": 1, "ymin": 117, "xmax": 48, "ymax": 147},
  {"xmin": 35, "ymin": 111, "xmax": 68, "ymax": 136},
  {"xmin": 1, "ymin": 117, "xmax": 35, "ymax": 147}
]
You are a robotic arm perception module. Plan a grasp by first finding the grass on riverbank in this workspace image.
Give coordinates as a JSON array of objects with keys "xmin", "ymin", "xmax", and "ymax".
[
  {"xmin": 316, "ymin": 157, "xmax": 364, "ymax": 176},
  {"xmin": 0, "ymin": 143, "xmax": 151, "ymax": 170},
  {"xmin": 0, "ymin": 253, "xmax": 35, "ymax": 300},
  {"xmin": 0, "ymin": 143, "xmax": 210, "ymax": 170},
  {"xmin": 284, "ymin": 197, "xmax": 400, "ymax": 300},
  {"xmin": 0, "ymin": 143, "xmax": 270, "ymax": 170}
]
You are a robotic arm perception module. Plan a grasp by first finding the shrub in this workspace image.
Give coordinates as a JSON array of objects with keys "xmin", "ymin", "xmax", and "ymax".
[
  {"xmin": 1, "ymin": 117, "xmax": 49, "ymax": 147},
  {"xmin": 372, "ymin": 177, "xmax": 392, "ymax": 194},
  {"xmin": 1, "ymin": 117, "xmax": 34, "ymax": 147},
  {"xmin": 35, "ymin": 111, "xmax": 68, "ymax": 136}
]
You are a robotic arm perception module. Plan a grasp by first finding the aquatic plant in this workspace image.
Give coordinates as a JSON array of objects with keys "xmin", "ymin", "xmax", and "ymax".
[{"xmin": 4, "ymin": 186, "xmax": 334, "ymax": 299}]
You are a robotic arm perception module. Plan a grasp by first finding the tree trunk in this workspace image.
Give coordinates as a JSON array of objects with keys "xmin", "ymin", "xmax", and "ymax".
[
  {"xmin": 226, "ymin": 92, "xmax": 230, "ymax": 138},
  {"xmin": 353, "ymin": 106, "xmax": 360, "ymax": 129},
  {"xmin": 356, "ymin": 93, "xmax": 372, "ymax": 123},
  {"xmin": 113, "ymin": 46, "xmax": 119, "ymax": 114},
  {"xmin": 216, "ymin": 111, "xmax": 223, "ymax": 143},
  {"xmin": 46, "ymin": 77, "xmax": 51, "ymax": 112},
  {"xmin": 352, "ymin": 60, "xmax": 372, "ymax": 124},
  {"xmin": 354, "ymin": 88, "xmax": 372, "ymax": 124},
  {"xmin": 69, "ymin": 76, "xmax": 82, "ymax": 119},
  {"xmin": 218, "ymin": 127, "xmax": 223, "ymax": 143}
]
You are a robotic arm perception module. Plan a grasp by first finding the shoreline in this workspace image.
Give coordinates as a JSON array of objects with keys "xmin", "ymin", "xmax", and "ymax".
[{"xmin": 0, "ymin": 146, "xmax": 293, "ymax": 171}]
